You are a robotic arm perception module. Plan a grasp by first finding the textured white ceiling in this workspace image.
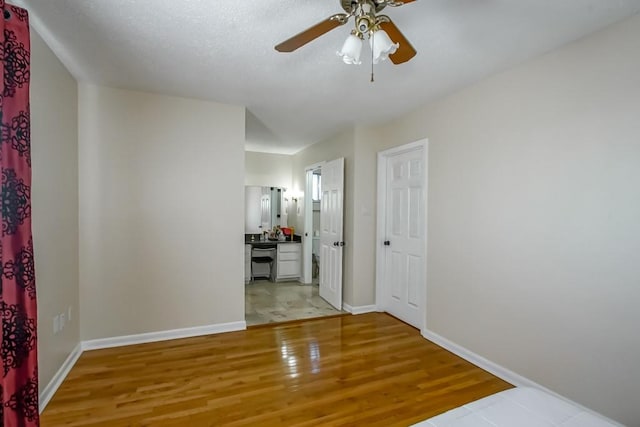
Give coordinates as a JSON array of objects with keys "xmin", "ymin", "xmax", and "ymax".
[{"xmin": 19, "ymin": 0, "xmax": 640, "ymax": 154}]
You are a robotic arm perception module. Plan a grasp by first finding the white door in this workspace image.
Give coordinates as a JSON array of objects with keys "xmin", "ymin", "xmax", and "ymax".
[
  {"xmin": 319, "ymin": 158, "xmax": 344, "ymax": 310},
  {"xmin": 378, "ymin": 142, "xmax": 427, "ymax": 329}
]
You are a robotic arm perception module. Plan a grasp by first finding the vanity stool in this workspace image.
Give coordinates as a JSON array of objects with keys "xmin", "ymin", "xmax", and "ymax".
[{"xmin": 251, "ymin": 246, "xmax": 276, "ymax": 282}]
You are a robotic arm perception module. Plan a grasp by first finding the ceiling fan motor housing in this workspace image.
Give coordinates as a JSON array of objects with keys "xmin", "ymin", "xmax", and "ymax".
[
  {"xmin": 342, "ymin": 0, "xmax": 387, "ymax": 15},
  {"xmin": 355, "ymin": 1, "xmax": 378, "ymax": 34},
  {"xmin": 357, "ymin": 16, "xmax": 372, "ymax": 33}
]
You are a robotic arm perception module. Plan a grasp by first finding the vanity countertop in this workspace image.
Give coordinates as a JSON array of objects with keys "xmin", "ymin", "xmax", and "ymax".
[{"xmin": 245, "ymin": 234, "xmax": 302, "ymax": 245}]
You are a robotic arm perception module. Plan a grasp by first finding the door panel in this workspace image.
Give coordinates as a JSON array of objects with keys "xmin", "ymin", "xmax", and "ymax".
[
  {"xmin": 409, "ymin": 187, "xmax": 421, "ymax": 238},
  {"xmin": 390, "ymin": 251, "xmax": 404, "ymax": 302},
  {"xmin": 392, "ymin": 187, "xmax": 404, "ymax": 236},
  {"xmin": 407, "ymin": 254, "xmax": 421, "ymax": 308}
]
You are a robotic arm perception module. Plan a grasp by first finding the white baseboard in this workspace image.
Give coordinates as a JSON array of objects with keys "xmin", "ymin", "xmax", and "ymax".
[
  {"xmin": 39, "ymin": 342, "xmax": 82, "ymax": 414},
  {"xmin": 421, "ymin": 328, "xmax": 623, "ymax": 426},
  {"xmin": 342, "ymin": 303, "xmax": 378, "ymax": 315},
  {"xmin": 82, "ymin": 321, "xmax": 247, "ymax": 351},
  {"xmin": 39, "ymin": 321, "xmax": 246, "ymax": 413},
  {"xmin": 38, "ymin": 321, "xmax": 247, "ymax": 413}
]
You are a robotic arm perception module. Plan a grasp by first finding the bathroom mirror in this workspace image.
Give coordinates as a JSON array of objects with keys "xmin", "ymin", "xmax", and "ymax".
[{"xmin": 245, "ymin": 186, "xmax": 287, "ymax": 234}]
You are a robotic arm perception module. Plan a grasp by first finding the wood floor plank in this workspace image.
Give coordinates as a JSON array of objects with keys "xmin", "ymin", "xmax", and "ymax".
[{"xmin": 41, "ymin": 313, "xmax": 512, "ymax": 426}]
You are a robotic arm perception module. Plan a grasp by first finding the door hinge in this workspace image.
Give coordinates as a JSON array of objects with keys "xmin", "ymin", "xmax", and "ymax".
[{"xmin": 383, "ymin": 240, "xmax": 390, "ymax": 246}]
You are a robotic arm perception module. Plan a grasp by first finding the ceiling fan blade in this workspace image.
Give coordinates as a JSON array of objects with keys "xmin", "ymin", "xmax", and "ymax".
[
  {"xmin": 379, "ymin": 18, "xmax": 417, "ymax": 64},
  {"xmin": 275, "ymin": 14, "xmax": 350, "ymax": 53},
  {"xmin": 387, "ymin": 0, "xmax": 416, "ymax": 5}
]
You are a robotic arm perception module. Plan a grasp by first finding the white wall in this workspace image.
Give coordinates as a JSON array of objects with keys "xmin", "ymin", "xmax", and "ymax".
[
  {"xmin": 361, "ymin": 14, "xmax": 640, "ymax": 425},
  {"xmin": 78, "ymin": 84, "xmax": 245, "ymax": 340},
  {"xmin": 30, "ymin": 29, "xmax": 80, "ymax": 392},
  {"xmin": 245, "ymin": 151, "xmax": 292, "ymax": 189}
]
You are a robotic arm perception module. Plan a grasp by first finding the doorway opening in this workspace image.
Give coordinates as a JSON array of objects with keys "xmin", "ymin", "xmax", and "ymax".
[{"xmin": 244, "ymin": 158, "xmax": 345, "ymax": 327}]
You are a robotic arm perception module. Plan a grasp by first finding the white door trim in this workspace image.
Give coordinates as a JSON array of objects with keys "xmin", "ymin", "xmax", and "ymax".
[
  {"xmin": 303, "ymin": 162, "xmax": 324, "ymax": 284},
  {"xmin": 375, "ymin": 139, "xmax": 429, "ymax": 331}
]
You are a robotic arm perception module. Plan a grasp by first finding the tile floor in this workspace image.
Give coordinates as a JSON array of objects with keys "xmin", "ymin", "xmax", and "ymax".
[{"xmin": 245, "ymin": 280, "xmax": 343, "ymax": 326}]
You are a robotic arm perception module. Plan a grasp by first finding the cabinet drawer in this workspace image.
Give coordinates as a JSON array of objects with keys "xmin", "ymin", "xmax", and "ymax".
[
  {"xmin": 278, "ymin": 243, "xmax": 301, "ymax": 254},
  {"xmin": 279, "ymin": 252, "xmax": 300, "ymax": 262}
]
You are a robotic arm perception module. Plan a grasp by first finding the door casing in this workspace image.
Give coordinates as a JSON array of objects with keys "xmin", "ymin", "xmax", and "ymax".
[
  {"xmin": 376, "ymin": 139, "xmax": 429, "ymax": 331},
  {"xmin": 303, "ymin": 162, "xmax": 324, "ymax": 284}
]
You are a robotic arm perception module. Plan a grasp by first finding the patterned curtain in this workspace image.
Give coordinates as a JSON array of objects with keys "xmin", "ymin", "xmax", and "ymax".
[{"xmin": 0, "ymin": 2, "xmax": 38, "ymax": 426}]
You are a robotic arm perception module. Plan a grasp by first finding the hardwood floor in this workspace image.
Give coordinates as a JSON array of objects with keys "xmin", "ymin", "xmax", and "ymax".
[{"xmin": 42, "ymin": 313, "xmax": 512, "ymax": 426}]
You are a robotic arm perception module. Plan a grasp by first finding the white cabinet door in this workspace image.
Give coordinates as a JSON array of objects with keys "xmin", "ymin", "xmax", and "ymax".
[
  {"xmin": 278, "ymin": 261, "xmax": 300, "ymax": 277},
  {"xmin": 276, "ymin": 243, "xmax": 301, "ymax": 280}
]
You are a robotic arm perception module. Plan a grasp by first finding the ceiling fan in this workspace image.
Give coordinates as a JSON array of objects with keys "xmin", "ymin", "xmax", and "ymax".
[{"xmin": 275, "ymin": 0, "xmax": 417, "ymax": 66}]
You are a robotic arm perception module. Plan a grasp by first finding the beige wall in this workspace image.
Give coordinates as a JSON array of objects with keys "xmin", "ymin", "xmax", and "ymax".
[
  {"xmin": 350, "ymin": 127, "xmax": 387, "ymax": 306},
  {"xmin": 30, "ymin": 7, "xmax": 639, "ymax": 423},
  {"xmin": 291, "ymin": 129, "xmax": 356, "ymax": 305},
  {"xmin": 359, "ymin": 14, "xmax": 640, "ymax": 425},
  {"xmin": 31, "ymin": 29, "xmax": 80, "ymax": 390},
  {"xmin": 78, "ymin": 84, "xmax": 245, "ymax": 340},
  {"xmin": 245, "ymin": 151, "xmax": 293, "ymax": 189}
]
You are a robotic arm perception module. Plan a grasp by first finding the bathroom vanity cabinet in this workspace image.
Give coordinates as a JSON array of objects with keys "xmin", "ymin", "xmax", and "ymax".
[{"xmin": 244, "ymin": 240, "xmax": 301, "ymax": 282}]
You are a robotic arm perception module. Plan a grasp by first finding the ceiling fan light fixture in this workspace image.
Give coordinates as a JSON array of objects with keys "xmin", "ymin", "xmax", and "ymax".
[
  {"xmin": 370, "ymin": 28, "xmax": 399, "ymax": 64},
  {"xmin": 274, "ymin": 0, "xmax": 417, "ymax": 72},
  {"xmin": 337, "ymin": 33, "xmax": 363, "ymax": 65}
]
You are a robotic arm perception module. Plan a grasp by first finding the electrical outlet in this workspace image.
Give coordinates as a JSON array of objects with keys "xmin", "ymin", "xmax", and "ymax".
[
  {"xmin": 60, "ymin": 313, "xmax": 66, "ymax": 330},
  {"xmin": 53, "ymin": 315, "xmax": 59, "ymax": 334}
]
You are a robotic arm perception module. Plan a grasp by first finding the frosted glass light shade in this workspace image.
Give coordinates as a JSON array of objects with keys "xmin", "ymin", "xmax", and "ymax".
[
  {"xmin": 337, "ymin": 34, "xmax": 363, "ymax": 65},
  {"xmin": 370, "ymin": 29, "xmax": 399, "ymax": 64}
]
